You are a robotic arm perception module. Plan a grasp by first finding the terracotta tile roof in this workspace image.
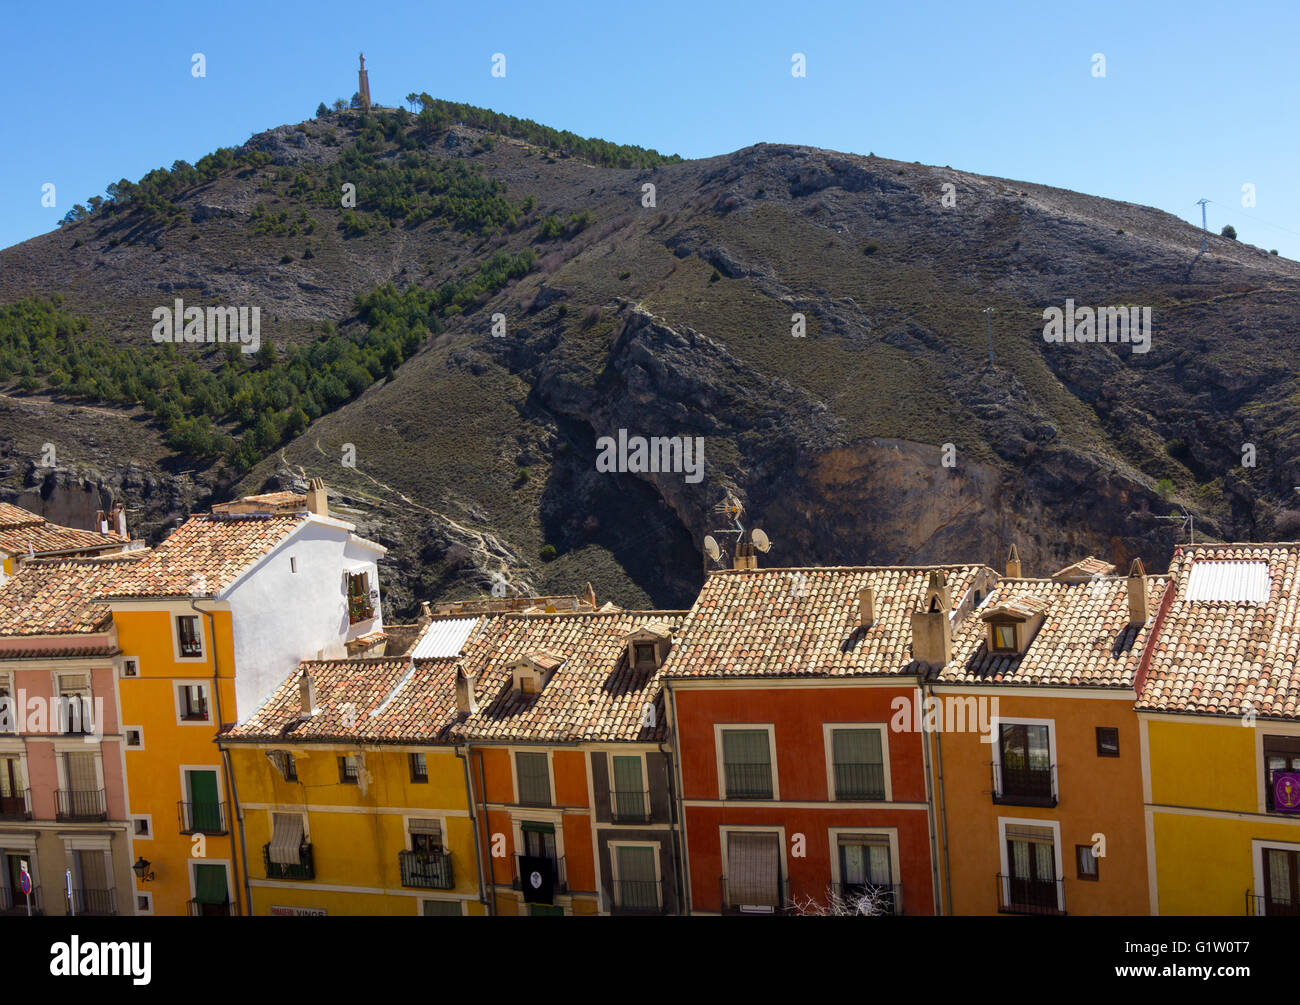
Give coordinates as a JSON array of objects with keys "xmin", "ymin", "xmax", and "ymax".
[
  {"xmin": 210, "ymin": 492, "xmax": 307, "ymax": 515},
  {"xmin": 0, "ymin": 553, "xmax": 149, "ymax": 636},
  {"xmin": 940, "ymin": 575, "xmax": 1167, "ymax": 688},
  {"xmin": 1051, "ymin": 556, "xmax": 1116, "ymax": 580},
  {"xmin": 658, "ymin": 565, "xmax": 992, "ymax": 679},
  {"xmin": 0, "ymin": 503, "xmax": 126, "ymax": 557},
  {"xmin": 105, "ymin": 513, "xmax": 304, "ymax": 597},
  {"xmin": 1138, "ymin": 544, "xmax": 1300, "ymax": 718},
  {"xmin": 223, "ymin": 655, "xmax": 464, "ymax": 743},
  {"xmin": 980, "ymin": 593, "xmax": 1052, "ymax": 620},
  {"xmin": 451, "ymin": 611, "xmax": 687, "ymax": 743},
  {"xmin": 0, "ymin": 643, "xmax": 120, "ymax": 660}
]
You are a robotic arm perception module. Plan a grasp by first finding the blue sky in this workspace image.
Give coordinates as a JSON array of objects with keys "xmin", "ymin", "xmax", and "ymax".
[{"xmin": 5, "ymin": 0, "xmax": 1299, "ymax": 256}]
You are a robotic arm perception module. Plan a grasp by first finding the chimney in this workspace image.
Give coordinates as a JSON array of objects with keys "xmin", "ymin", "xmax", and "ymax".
[
  {"xmin": 418, "ymin": 602, "xmax": 433, "ymax": 627},
  {"xmin": 96, "ymin": 509, "xmax": 110, "ymax": 534},
  {"xmin": 585, "ymin": 582, "xmax": 597, "ymax": 609},
  {"xmin": 298, "ymin": 670, "xmax": 318, "ymax": 719},
  {"xmin": 733, "ymin": 539, "xmax": 757, "ymax": 570},
  {"xmin": 1006, "ymin": 544, "xmax": 1022, "ymax": 578},
  {"xmin": 305, "ymin": 478, "xmax": 328, "ymax": 518},
  {"xmin": 455, "ymin": 667, "xmax": 478, "ymax": 715},
  {"xmin": 857, "ymin": 585, "xmax": 876, "ymax": 627},
  {"xmin": 110, "ymin": 503, "xmax": 127, "ymax": 538},
  {"xmin": 1127, "ymin": 558, "xmax": 1148, "ymax": 624},
  {"xmin": 910, "ymin": 572, "xmax": 952, "ymax": 668}
]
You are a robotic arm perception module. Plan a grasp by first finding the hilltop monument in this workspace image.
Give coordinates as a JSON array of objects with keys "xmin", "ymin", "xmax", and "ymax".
[{"xmin": 358, "ymin": 53, "xmax": 371, "ymax": 110}]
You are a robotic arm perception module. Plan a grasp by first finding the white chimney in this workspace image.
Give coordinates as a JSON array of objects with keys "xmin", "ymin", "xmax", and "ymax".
[
  {"xmin": 298, "ymin": 670, "xmax": 318, "ymax": 719},
  {"xmin": 857, "ymin": 585, "xmax": 875, "ymax": 627},
  {"xmin": 111, "ymin": 503, "xmax": 127, "ymax": 538}
]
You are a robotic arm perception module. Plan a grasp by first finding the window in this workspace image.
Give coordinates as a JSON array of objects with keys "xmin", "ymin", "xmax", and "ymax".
[
  {"xmin": 176, "ymin": 616, "xmax": 202, "ymax": 657},
  {"xmin": 347, "ymin": 571, "xmax": 374, "ymax": 624},
  {"xmin": 1076, "ymin": 844, "xmax": 1099, "ymax": 881},
  {"xmin": 289, "ymin": 557, "xmax": 297, "ymax": 573},
  {"xmin": 0, "ymin": 756, "xmax": 25, "ymax": 818},
  {"xmin": 1002, "ymin": 824, "xmax": 1059, "ymax": 912},
  {"xmin": 285, "ymin": 753, "xmax": 298, "ymax": 781},
  {"xmin": 725, "ymin": 831, "xmax": 781, "ymax": 911},
  {"xmin": 520, "ymin": 675, "xmax": 538, "ymax": 695},
  {"xmin": 516, "ymin": 752, "xmax": 551, "ymax": 805},
  {"xmin": 125, "ymin": 728, "xmax": 142, "ymax": 748},
  {"xmin": 1096, "ymin": 727, "xmax": 1120, "ymax": 757},
  {"xmin": 610, "ymin": 755, "xmax": 647, "ymax": 821},
  {"xmin": 992, "ymin": 624, "xmax": 1016, "ymax": 651},
  {"xmin": 338, "ymin": 756, "xmax": 359, "ymax": 784},
  {"xmin": 830, "ymin": 728, "xmax": 886, "ymax": 800},
  {"xmin": 1263, "ymin": 847, "xmax": 1300, "ymax": 916},
  {"xmin": 721, "ymin": 728, "xmax": 773, "ymax": 799},
  {"xmin": 1264, "ymin": 735, "xmax": 1300, "ymax": 812},
  {"xmin": 122, "ymin": 660, "xmax": 138, "ymax": 678},
  {"xmin": 634, "ymin": 643, "xmax": 656, "ymax": 666},
  {"xmin": 409, "ymin": 818, "xmax": 443, "ymax": 854},
  {"xmin": 613, "ymin": 844, "xmax": 659, "ymax": 911},
  {"xmin": 192, "ymin": 863, "xmax": 230, "ymax": 915},
  {"xmin": 837, "ymin": 835, "xmax": 895, "ymax": 912},
  {"xmin": 184, "ymin": 769, "xmax": 223, "ymax": 834},
  {"xmin": 136, "ymin": 893, "xmax": 152, "ymax": 914},
  {"xmin": 133, "ymin": 817, "xmax": 150, "ymax": 837},
  {"xmin": 177, "ymin": 684, "xmax": 209, "ymax": 722},
  {"xmin": 995, "ymin": 723, "xmax": 1054, "ymax": 805},
  {"xmin": 410, "ymin": 753, "xmax": 428, "ymax": 783},
  {"xmin": 57, "ymin": 674, "xmax": 91, "ymax": 734},
  {"xmin": 0, "ymin": 674, "xmax": 14, "ymax": 732}
]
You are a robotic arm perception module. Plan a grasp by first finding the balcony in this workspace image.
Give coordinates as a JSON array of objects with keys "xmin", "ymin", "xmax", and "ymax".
[
  {"xmin": 0, "ymin": 885, "xmax": 41, "ymax": 916},
  {"xmin": 399, "ymin": 850, "xmax": 454, "ymax": 890},
  {"xmin": 513, "ymin": 854, "xmax": 567, "ymax": 896},
  {"xmin": 833, "ymin": 762, "xmax": 887, "ymax": 801},
  {"xmin": 178, "ymin": 800, "xmax": 228, "ymax": 835},
  {"xmin": 723, "ymin": 763, "xmax": 774, "ymax": 800},
  {"xmin": 832, "ymin": 882, "xmax": 903, "ymax": 916},
  {"xmin": 0, "ymin": 789, "xmax": 31, "ymax": 820},
  {"xmin": 608, "ymin": 877, "xmax": 665, "ymax": 914},
  {"xmin": 263, "ymin": 842, "xmax": 315, "ymax": 880},
  {"xmin": 995, "ymin": 874, "xmax": 1066, "ymax": 915},
  {"xmin": 188, "ymin": 898, "xmax": 234, "ymax": 917},
  {"xmin": 991, "ymin": 762, "xmax": 1057, "ymax": 808},
  {"xmin": 720, "ymin": 876, "xmax": 789, "ymax": 915},
  {"xmin": 56, "ymin": 788, "xmax": 107, "ymax": 822},
  {"xmin": 605, "ymin": 788, "xmax": 651, "ymax": 823},
  {"xmin": 1247, "ymin": 891, "xmax": 1300, "ymax": 917},
  {"xmin": 69, "ymin": 888, "xmax": 117, "ymax": 916}
]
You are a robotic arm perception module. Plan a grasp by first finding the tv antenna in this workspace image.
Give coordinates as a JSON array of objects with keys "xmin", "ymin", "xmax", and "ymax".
[
  {"xmin": 703, "ymin": 495, "xmax": 772, "ymax": 569},
  {"xmin": 1156, "ymin": 508, "xmax": 1194, "ymax": 545}
]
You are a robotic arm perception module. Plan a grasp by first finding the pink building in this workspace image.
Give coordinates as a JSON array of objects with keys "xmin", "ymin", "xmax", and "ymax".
[{"xmin": 0, "ymin": 554, "xmax": 143, "ymax": 916}]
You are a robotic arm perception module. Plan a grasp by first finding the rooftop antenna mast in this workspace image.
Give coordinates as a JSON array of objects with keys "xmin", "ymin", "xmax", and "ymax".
[
  {"xmin": 1156, "ymin": 508, "xmax": 1194, "ymax": 545},
  {"xmin": 703, "ymin": 495, "xmax": 772, "ymax": 571}
]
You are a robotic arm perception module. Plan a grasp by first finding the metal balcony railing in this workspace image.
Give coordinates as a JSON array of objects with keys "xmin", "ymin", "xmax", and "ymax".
[
  {"xmin": 178, "ymin": 800, "xmax": 228, "ymax": 835},
  {"xmin": 263, "ymin": 842, "xmax": 315, "ymax": 880},
  {"xmin": 608, "ymin": 877, "xmax": 665, "ymax": 914},
  {"xmin": 399, "ymin": 850, "xmax": 454, "ymax": 890},
  {"xmin": 723, "ymin": 762, "xmax": 774, "ymax": 799},
  {"xmin": 995, "ymin": 874, "xmax": 1066, "ymax": 915},
  {"xmin": 720, "ymin": 875, "xmax": 789, "ymax": 914},
  {"xmin": 0, "ymin": 788, "xmax": 31, "ymax": 820},
  {"xmin": 69, "ymin": 888, "xmax": 117, "ymax": 916},
  {"xmin": 188, "ymin": 898, "xmax": 234, "ymax": 916},
  {"xmin": 832, "ymin": 882, "xmax": 903, "ymax": 915},
  {"xmin": 1247, "ymin": 890, "xmax": 1300, "ymax": 916},
  {"xmin": 606, "ymin": 788, "xmax": 651, "ymax": 823},
  {"xmin": 56, "ymin": 788, "xmax": 107, "ymax": 822},
  {"xmin": 832, "ymin": 762, "xmax": 886, "ymax": 800},
  {"xmin": 0, "ymin": 885, "xmax": 41, "ymax": 915},
  {"xmin": 991, "ymin": 762, "xmax": 1057, "ymax": 807}
]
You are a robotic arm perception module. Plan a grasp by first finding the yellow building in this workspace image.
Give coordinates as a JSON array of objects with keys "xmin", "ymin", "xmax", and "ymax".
[
  {"xmin": 220, "ymin": 655, "xmax": 487, "ymax": 916},
  {"xmin": 1138, "ymin": 543, "xmax": 1300, "ymax": 916},
  {"xmin": 104, "ymin": 485, "xmax": 387, "ymax": 915}
]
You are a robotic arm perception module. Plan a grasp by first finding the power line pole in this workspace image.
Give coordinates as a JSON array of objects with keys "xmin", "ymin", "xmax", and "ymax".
[
  {"xmin": 983, "ymin": 307, "xmax": 994, "ymax": 367},
  {"xmin": 1196, "ymin": 198, "xmax": 1209, "ymax": 252}
]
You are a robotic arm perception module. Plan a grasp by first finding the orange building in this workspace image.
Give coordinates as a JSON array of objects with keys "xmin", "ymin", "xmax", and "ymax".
[
  {"xmin": 660, "ymin": 563, "xmax": 999, "ymax": 916},
  {"xmin": 930, "ymin": 556, "xmax": 1162, "ymax": 915},
  {"xmin": 455, "ymin": 610, "xmax": 687, "ymax": 916}
]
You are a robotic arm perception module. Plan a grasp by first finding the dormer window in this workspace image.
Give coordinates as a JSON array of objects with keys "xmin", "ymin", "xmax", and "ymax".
[
  {"xmin": 623, "ymin": 622, "xmax": 672, "ymax": 671},
  {"xmin": 634, "ymin": 643, "xmax": 656, "ymax": 666},
  {"xmin": 512, "ymin": 650, "xmax": 563, "ymax": 695},
  {"xmin": 992, "ymin": 625, "xmax": 1016, "ymax": 652},
  {"xmin": 520, "ymin": 674, "xmax": 538, "ymax": 695}
]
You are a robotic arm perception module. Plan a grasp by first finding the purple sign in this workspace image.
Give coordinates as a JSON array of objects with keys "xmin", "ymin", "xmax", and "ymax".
[{"xmin": 1274, "ymin": 772, "xmax": 1300, "ymax": 812}]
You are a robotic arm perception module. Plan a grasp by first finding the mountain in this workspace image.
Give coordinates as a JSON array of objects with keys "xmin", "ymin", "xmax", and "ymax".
[{"xmin": 2, "ymin": 100, "xmax": 1298, "ymax": 617}]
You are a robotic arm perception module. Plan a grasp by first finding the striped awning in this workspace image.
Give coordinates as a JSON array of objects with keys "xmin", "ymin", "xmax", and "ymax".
[{"xmin": 268, "ymin": 814, "xmax": 304, "ymax": 865}]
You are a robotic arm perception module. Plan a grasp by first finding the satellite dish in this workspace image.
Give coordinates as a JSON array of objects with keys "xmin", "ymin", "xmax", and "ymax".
[
  {"xmin": 751, "ymin": 528, "xmax": 771, "ymax": 553},
  {"xmin": 704, "ymin": 536, "xmax": 721, "ymax": 562}
]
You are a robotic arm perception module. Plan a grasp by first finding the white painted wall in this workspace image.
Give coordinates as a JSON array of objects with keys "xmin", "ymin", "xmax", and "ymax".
[{"xmin": 223, "ymin": 518, "xmax": 385, "ymax": 722}]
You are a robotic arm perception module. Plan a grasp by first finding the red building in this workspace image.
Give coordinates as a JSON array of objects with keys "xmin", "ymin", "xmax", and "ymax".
[{"xmin": 661, "ymin": 563, "xmax": 997, "ymax": 915}]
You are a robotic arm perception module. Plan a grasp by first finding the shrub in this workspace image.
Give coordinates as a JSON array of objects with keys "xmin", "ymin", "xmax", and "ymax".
[
  {"xmin": 1155, "ymin": 478, "xmax": 1176, "ymax": 500},
  {"xmin": 539, "ymin": 544, "xmax": 557, "ymax": 562},
  {"xmin": 1221, "ymin": 225, "xmax": 1237, "ymax": 240}
]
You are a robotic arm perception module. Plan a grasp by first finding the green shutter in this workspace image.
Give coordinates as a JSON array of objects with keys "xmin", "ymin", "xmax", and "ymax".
[
  {"xmin": 194, "ymin": 864, "xmax": 228, "ymax": 905},
  {"xmin": 519, "ymin": 821, "xmax": 554, "ymax": 834},
  {"xmin": 516, "ymin": 752, "xmax": 551, "ymax": 805}
]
